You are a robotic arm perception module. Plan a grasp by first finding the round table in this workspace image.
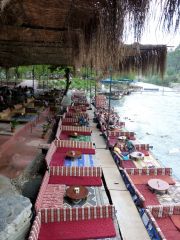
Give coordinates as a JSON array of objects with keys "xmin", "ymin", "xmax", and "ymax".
[
  {"xmin": 74, "ymin": 123, "xmax": 80, "ymax": 126},
  {"xmin": 69, "ymin": 132, "xmax": 78, "ymax": 137},
  {"xmin": 130, "ymin": 151, "xmax": 144, "ymax": 161},
  {"xmin": 66, "ymin": 150, "xmax": 82, "ymax": 159},
  {"xmin": 148, "ymin": 178, "xmax": 170, "ymax": 193},
  {"xmin": 66, "ymin": 186, "xmax": 88, "ymax": 203}
]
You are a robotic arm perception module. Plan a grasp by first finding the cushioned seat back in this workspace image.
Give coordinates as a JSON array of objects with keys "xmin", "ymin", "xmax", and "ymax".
[
  {"xmin": 126, "ymin": 168, "xmax": 172, "ymax": 176},
  {"xmin": 65, "ymin": 112, "xmax": 88, "ymax": 118},
  {"xmin": 134, "ymin": 144, "xmax": 149, "ymax": 150},
  {"xmin": 49, "ymin": 166, "xmax": 102, "ymax": 177},
  {"xmin": 108, "ymin": 131, "xmax": 135, "ymax": 138},
  {"xmin": 148, "ymin": 205, "xmax": 180, "ymax": 218},
  {"xmin": 62, "ymin": 118, "xmax": 79, "ymax": 123},
  {"xmin": 46, "ymin": 140, "xmax": 95, "ymax": 165},
  {"xmin": 40, "ymin": 205, "xmax": 115, "ymax": 223},
  {"xmin": 62, "ymin": 125, "xmax": 91, "ymax": 133},
  {"xmin": 55, "ymin": 140, "xmax": 94, "ymax": 150}
]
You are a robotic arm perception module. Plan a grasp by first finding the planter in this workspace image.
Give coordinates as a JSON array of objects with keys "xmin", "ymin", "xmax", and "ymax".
[{"xmin": 11, "ymin": 127, "xmax": 15, "ymax": 133}]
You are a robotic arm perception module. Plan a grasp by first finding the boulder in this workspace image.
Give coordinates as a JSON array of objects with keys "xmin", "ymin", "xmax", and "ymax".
[{"xmin": 0, "ymin": 175, "xmax": 32, "ymax": 240}]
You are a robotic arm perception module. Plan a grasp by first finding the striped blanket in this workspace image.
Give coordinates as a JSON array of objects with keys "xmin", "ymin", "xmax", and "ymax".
[{"xmin": 64, "ymin": 154, "xmax": 96, "ymax": 167}]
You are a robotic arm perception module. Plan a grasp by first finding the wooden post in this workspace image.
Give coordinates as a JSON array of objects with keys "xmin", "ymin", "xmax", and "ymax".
[
  {"xmin": 106, "ymin": 67, "xmax": 112, "ymax": 149},
  {"xmin": 32, "ymin": 65, "xmax": 35, "ymax": 94}
]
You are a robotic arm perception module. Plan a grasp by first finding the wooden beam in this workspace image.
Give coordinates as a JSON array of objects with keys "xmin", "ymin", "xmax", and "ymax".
[{"xmin": 0, "ymin": 25, "xmax": 81, "ymax": 45}]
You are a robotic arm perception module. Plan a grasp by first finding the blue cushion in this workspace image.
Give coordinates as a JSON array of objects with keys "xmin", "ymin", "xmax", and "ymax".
[{"xmin": 122, "ymin": 155, "xmax": 129, "ymax": 160}]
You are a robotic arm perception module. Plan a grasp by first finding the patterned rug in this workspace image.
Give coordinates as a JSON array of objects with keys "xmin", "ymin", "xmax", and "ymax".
[
  {"xmin": 63, "ymin": 187, "xmax": 104, "ymax": 208},
  {"xmin": 64, "ymin": 154, "xmax": 97, "ymax": 167},
  {"xmin": 157, "ymin": 181, "xmax": 180, "ymax": 204},
  {"xmin": 70, "ymin": 135, "xmax": 91, "ymax": 142}
]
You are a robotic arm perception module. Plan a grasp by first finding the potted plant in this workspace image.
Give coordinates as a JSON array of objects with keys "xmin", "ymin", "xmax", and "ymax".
[{"xmin": 10, "ymin": 119, "xmax": 18, "ymax": 132}]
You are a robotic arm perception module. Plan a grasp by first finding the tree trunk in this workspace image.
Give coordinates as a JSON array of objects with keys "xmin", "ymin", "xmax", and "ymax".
[{"xmin": 63, "ymin": 68, "xmax": 71, "ymax": 96}]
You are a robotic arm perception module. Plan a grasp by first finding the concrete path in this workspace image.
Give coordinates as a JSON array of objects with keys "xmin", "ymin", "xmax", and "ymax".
[
  {"xmin": 110, "ymin": 190, "xmax": 150, "ymax": 240},
  {"xmin": 89, "ymin": 107, "xmax": 150, "ymax": 240},
  {"xmin": 0, "ymin": 111, "xmax": 50, "ymax": 178}
]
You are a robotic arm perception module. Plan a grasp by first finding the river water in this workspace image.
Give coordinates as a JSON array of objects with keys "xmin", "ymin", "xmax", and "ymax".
[{"xmin": 112, "ymin": 82, "xmax": 180, "ymax": 180}]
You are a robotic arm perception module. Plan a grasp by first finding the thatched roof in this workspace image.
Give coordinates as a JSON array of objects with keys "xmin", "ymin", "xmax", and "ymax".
[{"xmin": 0, "ymin": 0, "xmax": 179, "ymax": 75}]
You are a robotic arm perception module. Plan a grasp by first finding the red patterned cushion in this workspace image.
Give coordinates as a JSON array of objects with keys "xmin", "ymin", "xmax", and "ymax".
[
  {"xmin": 39, "ymin": 218, "xmax": 116, "ymax": 239},
  {"xmin": 130, "ymin": 175, "xmax": 175, "ymax": 185},
  {"xmin": 49, "ymin": 176, "xmax": 102, "ymax": 186}
]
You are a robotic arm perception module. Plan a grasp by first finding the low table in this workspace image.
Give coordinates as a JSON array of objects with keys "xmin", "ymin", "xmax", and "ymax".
[
  {"xmin": 66, "ymin": 186, "xmax": 88, "ymax": 203},
  {"xmin": 148, "ymin": 178, "xmax": 170, "ymax": 194},
  {"xmin": 130, "ymin": 151, "xmax": 144, "ymax": 161},
  {"xmin": 66, "ymin": 150, "xmax": 82, "ymax": 159},
  {"xmin": 69, "ymin": 132, "xmax": 79, "ymax": 137},
  {"xmin": 74, "ymin": 123, "xmax": 80, "ymax": 126}
]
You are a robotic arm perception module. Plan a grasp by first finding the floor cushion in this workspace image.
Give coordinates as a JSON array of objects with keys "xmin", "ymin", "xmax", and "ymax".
[{"xmin": 39, "ymin": 218, "xmax": 116, "ymax": 240}]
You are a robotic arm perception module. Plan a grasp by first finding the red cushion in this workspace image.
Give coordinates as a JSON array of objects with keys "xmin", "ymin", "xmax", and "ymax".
[
  {"xmin": 49, "ymin": 176, "xmax": 102, "ymax": 186},
  {"xmin": 136, "ymin": 184, "xmax": 159, "ymax": 207},
  {"xmin": 121, "ymin": 160, "xmax": 137, "ymax": 169},
  {"xmin": 62, "ymin": 131, "xmax": 91, "ymax": 136},
  {"xmin": 156, "ymin": 217, "xmax": 180, "ymax": 240},
  {"xmin": 62, "ymin": 122, "xmax": 78, "ymax": 126},
  {"xmin": 56, "ymin": 147, "xmax": 95, "ymax": 155},
  {"xmin": 130, "ymin": 175, "xmax": 176, "ymax": 185},
  {"xmin": 50, "ymin": 152, "xmax": 66, "ymax": 166},
  {"xmin": 171, "ymin": 215, "xmax": 180, "ymax": 231},
  {"xmin": 108, "ymin": 138, "xmax": 116, "ymax": 147},
  {"xmin": 39, "ymin": 218, "xmax": 116, "ymax": 240},
  {"xmin": 162, "ymin": 230, "xmax": 180, "ymax": 240},
  {"xmin": 140, "ymin": 150, "xmax": 149, "ymax": 156},
  {"xmin": 59, "ymin": 132, "xmax": 69, "ymax": 140},
  {"xmin": 156, "ymin": 217, "xmax": 177, "ymax": 231}
]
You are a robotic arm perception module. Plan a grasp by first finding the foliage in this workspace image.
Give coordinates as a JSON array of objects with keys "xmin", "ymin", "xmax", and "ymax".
[
  {"xmin": 10, "ymin": 119, "xmax": 18, "ymax": 128},
  {"xmin": 143, "ymin": 45, "xmax": 180, "ymax": 86}
]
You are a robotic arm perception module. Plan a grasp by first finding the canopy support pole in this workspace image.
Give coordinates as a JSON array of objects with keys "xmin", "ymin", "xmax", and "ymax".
[{"xmin": 106, "ymin": 68, "xmax": 112, "ymax": 149}]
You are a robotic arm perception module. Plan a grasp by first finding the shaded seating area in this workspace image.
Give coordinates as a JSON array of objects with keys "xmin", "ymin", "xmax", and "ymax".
[
  {"xmin": 134, "ymin": 144, "xmax": 151, "ymax": 156},
  {"xmin": 112, "ymin": 150, "xmax": 137, "ymax": 168},
  {"xmin": 56, "ymin": 125, "xmax": 92, "ymax": 140},
  {"xmin": 126, "ymin": 168, "xmax": 175, "ymax": 185},
  {"xmin": 107, "ymin": 131, "xmax": 136, "ymax": 148},
  {"xmin": 121, "ymin": 168, "xmax": 176, "ymax": 207},
  {"xmin": 45, "ymin": 140, "xmax": 95, "ymax": 166},
  {"xmin": 67, "ymin": 105, "xmax": 87, "ymax": 112},
  {"xmin": 29, "ymin": 205, "xmax": 116, "ymax": 240},
  {"xmin": 65, "ymin": 111, "xmax": 89, "ymax": 119},
  {"xmin": 61, "ymin": 117, "xmax": 79, "ymax": 126},
  {"xmin": 142, "ymin": 204, "xmax": 180, "ymax": 240}
]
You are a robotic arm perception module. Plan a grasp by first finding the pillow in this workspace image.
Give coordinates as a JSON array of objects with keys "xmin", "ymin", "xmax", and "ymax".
[
  {"xmin": 113, "ymin": 146, "xmax": 121, "ymax": 155},
  {"xmin": 122, "ymin": 155, "xmax": 129, "ymax": 161}
]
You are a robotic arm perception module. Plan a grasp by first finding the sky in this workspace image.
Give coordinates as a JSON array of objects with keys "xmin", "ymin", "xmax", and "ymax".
[{"xmin": 124, "ymin": 1, "xmax": 180, "ymax": 49}]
